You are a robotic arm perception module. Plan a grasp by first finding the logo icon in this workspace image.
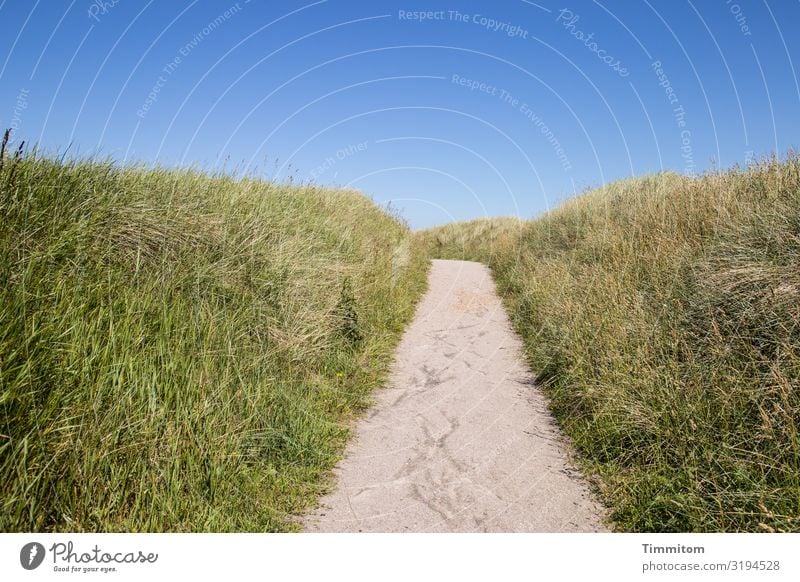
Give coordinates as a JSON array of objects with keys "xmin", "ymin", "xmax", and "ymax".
[{"xmin": 20, "ymin": 542, "xmax": 45, "ymax": 570}]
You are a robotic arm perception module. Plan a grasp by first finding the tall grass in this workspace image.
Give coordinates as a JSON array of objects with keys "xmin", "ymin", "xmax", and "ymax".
[
  {"xmin": 420, "ymin": 157, "xmax": 800, "ymax": 532},
  {"xmin": 0, "ymin": 136, "xmax": 428, "ymax": 531}
]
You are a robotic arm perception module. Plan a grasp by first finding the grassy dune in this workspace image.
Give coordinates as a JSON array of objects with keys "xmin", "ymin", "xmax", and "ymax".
[
  {"xmin": 420, "ymin": 157, "xmax": 800, "ymax": 532},
  {"xmin": 0, "ymin": 143, "xmax": 428, "ymax": 531},
  {"xmin": 4, "ymin": 131, "xmax": 798, "ymax": 533}
]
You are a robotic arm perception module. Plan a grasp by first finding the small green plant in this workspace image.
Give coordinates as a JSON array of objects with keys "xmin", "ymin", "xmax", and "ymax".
[
  {"xmin": 0, "ymin": 129, "xmax": 25, "ymax": 189},
  {"xmin": 335, "ymin": 277, "xmax": 363, "ymax": 345}
]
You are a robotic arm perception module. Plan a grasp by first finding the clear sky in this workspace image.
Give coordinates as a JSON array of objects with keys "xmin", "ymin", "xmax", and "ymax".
[{"xmin": 1, "ymin": 0, "xmax": 798, "ymax": 228}]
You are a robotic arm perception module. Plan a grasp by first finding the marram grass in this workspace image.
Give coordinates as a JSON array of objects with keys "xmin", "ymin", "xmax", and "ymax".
[
  {"xmin": 419, "ymin": 156, "xmax": 800, "ymax": 532},
  {"xmin": 0, "ymin": 142, "xmax": 428, "ymax": 531},
  {"xmin": 4, "ymin": 133, "xmax": 798, "ymax": 533}
]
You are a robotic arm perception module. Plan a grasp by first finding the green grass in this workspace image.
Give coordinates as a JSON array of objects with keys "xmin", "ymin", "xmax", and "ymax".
[
  {"xmin": 419, "ymin": 156, "xmax": 800, "ymax": 532},
  {"xmin": 0, "ymin": 139, "xmax": 428, "ymax": 531},
  {"xmin": 5, "ymin": 128, "xmax": 798, "ymax": 533}
]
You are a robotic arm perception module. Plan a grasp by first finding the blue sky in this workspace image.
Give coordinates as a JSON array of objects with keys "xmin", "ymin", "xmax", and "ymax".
[{"xmin": 1, "ymin": 0, "xmax": 798, "ymax": 228}]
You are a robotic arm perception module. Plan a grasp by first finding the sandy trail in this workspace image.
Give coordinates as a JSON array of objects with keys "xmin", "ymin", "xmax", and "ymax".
[{"xmin": 305, "ymin": 259, "xmax": 607, "ymax": 532}]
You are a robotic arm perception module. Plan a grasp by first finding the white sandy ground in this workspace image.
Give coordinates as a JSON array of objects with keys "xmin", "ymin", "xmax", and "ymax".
[{"xmin": 304, "ymin": 259, "xmax": 608, "ymax": 532}]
